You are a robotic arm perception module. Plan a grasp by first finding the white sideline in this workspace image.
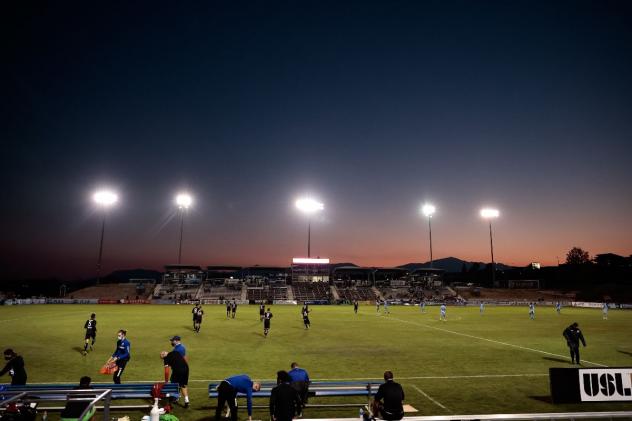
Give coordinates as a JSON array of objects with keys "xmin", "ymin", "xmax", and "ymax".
[
  {"xmin": 411, "ymin": 385, "xmax": 450, "ymax": 412},
  {"xmin": 32, "ymin": 373, "xmax": 548, "ymax": 384},
  {"xmin": 380, "ymin": 315, "xmax": 608, "ymax": 367},
  {"xmin": 299, "ymin": 412, "xmax": 632, "ymax": 421}
]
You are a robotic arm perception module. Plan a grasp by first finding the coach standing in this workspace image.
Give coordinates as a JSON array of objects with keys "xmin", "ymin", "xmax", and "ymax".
[
  {"xmin": 270, "ymin": 371, "xmax": 302, "ymax": 421},
  {"xmin": 0, "ymin": 349, "xmax": 27, "ymax": 385},
  {"xmin": 563, "ymin": 322, "xmax": 586, "ymax": 364},
  {"xmin": 373, "ymin": 371, "xmax": 405, "ymax": 420},
  {"xmin": 215, "ymin": 374, "xmax": 261, "ymax": 421},
  {"xmin": 161, "ymin": 350, "xmax": 190, "ymax": 407}
]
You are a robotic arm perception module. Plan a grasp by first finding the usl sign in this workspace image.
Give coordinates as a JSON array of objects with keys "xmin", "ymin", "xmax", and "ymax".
[{"xmin": 579, "ymin": 368, "xmax": 632, "ymax": 402}]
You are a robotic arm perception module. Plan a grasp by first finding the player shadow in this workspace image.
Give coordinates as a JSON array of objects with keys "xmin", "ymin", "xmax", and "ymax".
[
  {"xmin": 618, "ymin": 350, "xmax": 632, "ymax": 357},
  {"xmin": 542, "ymin": 356, "xmax": 571, "ymax": 364},
  {"xmin": 529, "ymin": 395, "xmax": 552, "ymax": 404},
  {"xmin": 72, "ymin": 346, "xmax": 85, "ymax": 354}
]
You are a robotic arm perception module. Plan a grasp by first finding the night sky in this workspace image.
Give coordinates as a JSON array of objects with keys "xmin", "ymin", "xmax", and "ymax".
[{"xmin": 2, "ymin": 1, "xmax": 632, "ymax": 279}]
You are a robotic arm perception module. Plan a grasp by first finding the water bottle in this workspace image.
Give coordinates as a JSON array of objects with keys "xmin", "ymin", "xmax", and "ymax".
[
  {"xmin": 359, "ymin": 407, "xmax": 364, "ymax": 420},
  {"xmin": 150, "ymin": 398, "xmax": 160, "ymax": 421}
]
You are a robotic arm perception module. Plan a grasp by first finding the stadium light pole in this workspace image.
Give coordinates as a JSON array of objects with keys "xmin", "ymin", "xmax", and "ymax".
[
  {"xmin": 421, "ymin": 204, "xmax": 436, "ymax": 268},
  {"xmin": 480, "ymin": 208, "xmax": 500, "ymax": 286},
  {"xmin": 295, "ymin": 197, "xmax": 324, "ymax": 258},
  {"xmin": 175, "ymin": 193, "xmax": 193, "ymax": 264},
  {"xmin": 93, "ymin": 189, "xmax": 118, "ymax": 284}
]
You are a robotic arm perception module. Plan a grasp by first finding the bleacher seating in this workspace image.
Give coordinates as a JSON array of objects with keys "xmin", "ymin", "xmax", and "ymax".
[
  {"xmin": 199, "ymin": 284, "xmax": 242, "ymax": 301},
  {"xmin": 336, "ymin": 287, "xmax": 376, "ymax": 302},
  {"xmin": 69, "ymin": 284, "xmax": 142, "ymax": 300},
  {"xmin": 291, "ymin": 282, "xmax": 330, "ymax": 301}
]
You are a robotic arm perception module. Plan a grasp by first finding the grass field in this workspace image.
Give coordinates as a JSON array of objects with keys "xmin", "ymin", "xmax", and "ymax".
[{"xmin": 1, "ymin": 304, "xmax": 632, "ymax": 420}]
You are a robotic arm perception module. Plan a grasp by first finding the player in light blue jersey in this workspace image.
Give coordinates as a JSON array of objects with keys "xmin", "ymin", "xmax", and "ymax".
[
  {"xmin": 440, "ymin": 304, "xmax": 447, "ymax": 321},
  {"xmin": 602, "ymin": 302, "xmax": 608, "ymax": 320},
  {"xmin": 529, "ymin": 303, "xmax": 536, "ymax": 320},
  {"xmin": 479, "ymin": 302, "xmax": 485, "ymax": 314},
  {"xmin": 420, "ymin": 300, "xmax": 426, "ymax": 313},
  {"xmin": 555, "ymin": 302, "xmax": 561, "ymax": 314}
]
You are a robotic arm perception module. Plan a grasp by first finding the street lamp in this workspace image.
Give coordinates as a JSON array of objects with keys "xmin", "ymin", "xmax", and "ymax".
[
  {"xmin": 93, "ymin": 189, "xmax": 118, "ymax": 284},
  {"xmin": 421, "ymin": 203, "xmax": 436, "ymax": 268},
  {"xmin": 175, "ymin": 193, "xmax": 193, "ymax": 264},
  {"xmin": 480, "ymin": 208, "xmax": 500, "ymax": 286},
  {"xmin": 295, "ymin": 197, "xmax": 324, "ymax": 258}
]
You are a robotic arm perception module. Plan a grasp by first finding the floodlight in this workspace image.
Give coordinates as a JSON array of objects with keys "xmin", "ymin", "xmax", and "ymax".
[
  {"xmin": 421, "ymin": 204, "xmax": 436, "ymax": 217},
  {"xmin": 176, "ymin": 193, "xmax": 193, "ymax": 209},
  {"xmin": 480, "ymin": 208, "xmax": 500, "ymax": 218},
  {"xmin": 295, "ymin": 198, "xmax": 324, "ymax": 214},
  {"xmin": 93, "ymin": 190, "xmax": 118, "ymax": 207}
]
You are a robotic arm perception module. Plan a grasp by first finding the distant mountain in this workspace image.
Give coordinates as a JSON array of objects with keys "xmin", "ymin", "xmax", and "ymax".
[
  {"xmin": 398, "ymin": 257, "xmax": 514, "ymax": 273},
  {"xmin": 330, "ymin": 262, "xmax": 359, "ymax": 270}
]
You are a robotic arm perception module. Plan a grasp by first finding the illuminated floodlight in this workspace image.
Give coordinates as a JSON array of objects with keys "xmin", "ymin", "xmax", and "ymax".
[
  {"xmin": 480, "ymin": 208, "xmax": 500, "ymax": 218},
  {"xmin": 421, "ymin": 203, "xmax": 436, "ymax": 217},
  {"xmin": 176, "ymin": 193, "xmax": 193, "ymax": 209},
  {"xmin": 292, "ymin": 257, "xmax": 330, "ymax": 264},
  {"xmin": 295, "ymin": 198, "xmax": 324, "ymax": 214},
  {"xmin": 93, "ymin": 190, "xmax": 118, "ymax": 207}
]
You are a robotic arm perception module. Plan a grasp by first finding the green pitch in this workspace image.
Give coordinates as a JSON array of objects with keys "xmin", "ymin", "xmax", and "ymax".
[{"xmin": 1, "ymin": 304, "xmax": 632, "ymax": 420}]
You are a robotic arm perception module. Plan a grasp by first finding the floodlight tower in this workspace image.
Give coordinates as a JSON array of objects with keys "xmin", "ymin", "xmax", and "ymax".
[
  {"xmin": 295, "ymin": 197, "xmax": 324, "ymax": 258},
  {"xmin": 480, "ymin": 208, "xmax": 500, "ymax": 286},
  {"xmin": 421, "ymin": 204, "xmax": 436, "ymax": 268},
  {"xmin": 175, "ymin": 193, "xmax": 193, "ymax": 264},
  {"xmin": 93, "ymin": 189, "xmax": 118, "ymax": 284}
]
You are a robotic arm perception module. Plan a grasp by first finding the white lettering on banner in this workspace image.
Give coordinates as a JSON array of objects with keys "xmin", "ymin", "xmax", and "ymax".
[{"xmin": 579, "ymin": 368, "xmax": 632, "ymax": 401}]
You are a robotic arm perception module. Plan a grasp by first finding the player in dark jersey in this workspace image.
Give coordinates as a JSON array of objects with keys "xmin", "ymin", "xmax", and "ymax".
[
  {"xmin": 231, "ymin": 299, "xmax": 237, "ymax": 319},
  {"xmin": 259, "ymin": 304, "xmax": 265, "ymax": 321},
  {"xmin": 192, "ymin": 304, "xmax": 200, "ymax": 328},
  {"xmin": 301, "ymin": 306, "xmax": 310, "ymax": 329},
  {"xmin": 226, "ymin": 300, "xmax": 231, "ymax": 319},
  {"xmin": 353, "ymin": 300, "xmax": 359, "ymax": 314},
  {"xmin": 263, "ymin": 308, "xmax": 273, "ymax": 337},
  {"xmin": 194, "ymin": 306, "xmax": 204, "ymax": 333},
  {"xmin": 83, "ymin": 313, "xmax": 97, "ymax": 355}
]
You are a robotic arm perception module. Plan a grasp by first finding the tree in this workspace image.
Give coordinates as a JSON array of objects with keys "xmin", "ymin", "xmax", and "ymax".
[{"xmin": 566, "ymin": 247, "xmax": 591, "ymax": 265}]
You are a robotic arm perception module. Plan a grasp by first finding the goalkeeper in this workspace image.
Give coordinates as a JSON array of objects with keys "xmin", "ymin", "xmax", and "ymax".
[{"xmin": 161, "ymin": 350, "xmax": 190, "ymax": 408}]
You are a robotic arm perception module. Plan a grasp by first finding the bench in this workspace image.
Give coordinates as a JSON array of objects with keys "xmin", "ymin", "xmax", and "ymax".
[
  {"xmin": 209, "ymin": 381, "xmax": 380, "ymax": 409},
  {"xmin": 0, "ymin": 382, "xmax": 180, "ymax": 401}
]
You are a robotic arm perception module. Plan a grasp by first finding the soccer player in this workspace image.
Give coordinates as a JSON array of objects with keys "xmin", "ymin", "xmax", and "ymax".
[
  {"xmin": 383, "ymin": 299, "xmax": 390, "ymax": 314},
  {"xmin": 194, "ymin": 306, "xmax": 204, "ymax": 333},
  {"xmin": 563, "ymin": 322, "xmax": 586, "ymax": 364},
  {"xmin": 288, "ymin": 362, "xmax": 310, "ymax": 409},
  {"xmin": 83, "ymin": 313, "xmax": 97, "ymax": 355},
  {"xmin": 602, "ymin": 302, "xmax": 609, "ymax": 320},
  {"xmin": 301, "ymin": 306, "xmax": 310, "ymax": 329},
  {"xmin": 215, "ymin": 374, "xmax": 261, "ymax": 421},
  {"xmin": 373, "ymin": 371, "xmax": 405, "ymax": 420},
  {"xmin": 420, "ymin": 300, "xmax": 426, "ymax": 313},
  {"xmin": 264, "ymin": 308, "xmax": 273, "ymax": 337},
  {"xmin": 555, "ymin": 302, "xmax": 562, "ymax": 314},
  {"xmin": 170, "ymin": 335, "xmax": 188, "ymax": 362},
  {"xmin": 226, "ymin": 300, "xmax": 231, "ymax": 319},
  {"xmin": 529, "ymin": 302, "xmax": 536, "ymax": 320},
  {"xmin": 108, "ymin": 329, "xmax": 130, "ymax": 384},
  {"xmin": 353, "ymin": 299, "xmax": 359, "ymax": 314},
  {"xmin": 376, "ymin": 299, "xmax": 381, "ymax": 313},
  {"xmin": 231, "ymin": 299, "xmax": 237, "ymax": 319},
  {"xmin": 440, "ymin": 303, "xmax": 447, "ymax": 321},
  {"xmin": 192, "ymin": 304, "xmax": 200, "ymax": 328},
  {"xmin": 259, "ymin": 303, "xmax": 265, "ymax": 321},
  {"xmin": 0, "ymin": 349, "xmax": 27, "ymax": 385},
  {"xmin": 161, "ymin": 349, "xmax": 190, "ymax": 407},
  {"xmin": 479, "ymin": 302, "xmax": 485, "ymax": 314}
]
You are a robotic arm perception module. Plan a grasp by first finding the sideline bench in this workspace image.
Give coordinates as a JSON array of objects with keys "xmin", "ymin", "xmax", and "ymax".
[
  {"xmin": 0, "ymin": 382, "xmax": 180, "ymax": 402},
  {"xmin": 209, "ymin": 380, "xmax": 380, "ymax": 408}
]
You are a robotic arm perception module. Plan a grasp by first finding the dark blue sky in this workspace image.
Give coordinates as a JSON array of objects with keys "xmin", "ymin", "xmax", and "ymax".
[{"xmin": 2, "ymin": 1, "xmax": 631, "ymax": 279}]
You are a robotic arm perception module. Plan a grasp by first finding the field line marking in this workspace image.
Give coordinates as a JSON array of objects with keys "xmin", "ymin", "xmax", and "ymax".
[
  {"xmin": 380, "ymin": 315, "xmax": 608, "ymax": 367},
  {"xmin": 411, "ymin": 384, "xmax": 451, "ymax": 412},
  {"xmin": 31, "ymin": 373, "xmax": 549, "ymax": 384}
]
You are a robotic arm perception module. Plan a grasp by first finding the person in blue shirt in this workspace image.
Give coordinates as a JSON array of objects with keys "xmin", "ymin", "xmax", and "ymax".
[
  {"xmin": 108, "ymin": 329, "xmax": 130, "ymax": 384},
  {"xmin": 215, "ymin": 374, "xmax": 261, "ymax": 421},
  {"xmin": 288, "ymin": 362, "xmax": 310, "ymax": 410},
  {"xmin": 170, "ymin": 335, "xmax": 188, "ymax": 363},
  {"xmin": 439, "ymin": 304, "xmax": 447, "ymax": 321}
]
